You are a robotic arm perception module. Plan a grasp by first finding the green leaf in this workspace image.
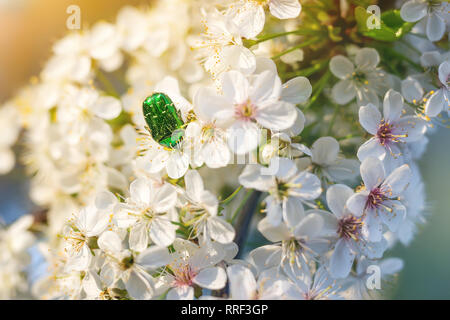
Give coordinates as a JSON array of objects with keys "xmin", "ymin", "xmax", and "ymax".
[{"xmin": 355, "ymin": 6, "xmax": 415, "ymax": 42}]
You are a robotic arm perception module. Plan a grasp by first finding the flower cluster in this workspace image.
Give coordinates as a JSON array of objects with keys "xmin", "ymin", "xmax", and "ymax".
[{"xmin": 0, "ymin": 0, "xmax": 448, "ymax": 300}]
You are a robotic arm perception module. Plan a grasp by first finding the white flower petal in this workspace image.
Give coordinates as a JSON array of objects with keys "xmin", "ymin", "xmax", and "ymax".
[
  {"xmin": 326, "ymin": 159, "xmax": 360, "ymax": 182},
  {"xmin": 116, "ymin": 6, "xmax": 148, "ymax": 51},
  {"xmin": 200, "ymin": 190, "xmax": 219, "ymax": 216},
  {"xmin": 250, "ymin": 70, "xmax": 282, "ymax": 103},
  {"xmin": 238, "ymin": 164, "xmax": 272, "ymax": 191},
  {"xmin": 202, "ymin": 139, "xmax": 231, "ymax": 168},
  {"xmin": 193, "ymin": 267, "xmax": 227, "ymax": 290},
  {"xmin": 130, "ymin": 178, "xmax": 151, "ymax": 205},
  {"xmin": 221, "ymin": 70, "xmax": 249, "ymax": 104},
  {"xmin": 228, "ymin": 121, "xmax": 260, "ymax": 155},
  {"xmin": 257, "ymin": 216, "xmax": 290, "ymax": 241},
  {"xmin": 283, "ymin": 197, "xmax": 305, "ymax": 229},
  {"xmin": 229, "ymin": 2, "xmax": 265, "ymax": 39},
  {"xmin": 98, "ymin": 230, "xmax": 123, "ymax": 253},
  {"xmin": 153, "ymin": 184, "xmax": 177, "ymax": 213},
  {"xmin": 425, "ymin": 89, "xmax": 445, "ymax": 117},
  {"xmin": 383, "ymin": 164, "xmax": 411, "ymax": 197},
  {"xmin": 396, "ymin": 116, "xmax": 427, "ymax": 142},
  {"xmin": 270, "ymin": 156, "xmax": 298, "ymax": 181},
  {"xmin": 439, "ymin": 61, "xmax": 450, "ymax": 88},
  {"xmin": 362, "ymin": 212, "xmax": 382, "ymax": 242},
  {"xmin": 332, "ymin": 80, "xmax": 357, "ymax": 104},
  {"xmin": 400, "ymin": 1, "xmax": 427, "ymax": 22},
  {"xmin": 137, "ymin": 246, "xmax": 172, "ymax": 269},
  {"xmin": 357, "ymin": 138, "xmax": 386, "ymax": 162},
  {"xmin": 95, "ymin": 190, "xmax": 117, "ymax": 210},
  {"xmin": 269, "ymin": 0, "xmax": 302, "ymax": 19},
  {"xmin": 194, "ymin": 87, "xmax": 234, "ymax": 125},
  {"xmin": 326, "ymin": 184, "xmax": 354, "ymax": 219},
  {"xmin": 379, "ymin": 258, "xmax": 404, "ymax": 275},
  {"xmin": 88, "ymin": 22, "xmax": 120, "ymax": 60},
  {"xmin": 166, "ymin": 151, "xmax": 189, "ymax": 179},
  {"xmin": 255, "ymin": 101, "xmax": 297, "ymax": 131},
  {"xmin": 92, "ymin": 96, "xmax": 122, "ymax": 120},
  {"xmin": 401, "ymin": 77, "xmax": 424, "ymax": 103},
  {"xmin": 281, "ymin": 76, "xmax": 312, "ymax": 104},
  {"xmin": 420, "ymin": 51, "xmax": 442, "ymax": 67},
  {"xmin": 227, "ymin": 264, "xmax": 257, "ymax": 300},
  {"xmin": 363, "ymin": 238, "xmax": 388, "ymax": 259},
  {"xmin": 99, "ymin": 51, "xmax": 123, "ymax": 72},
  {"xmin": 311, "ymin": 136, "xmax": 340, "ymax": 166},
  {"xmin": 184, "ymin": 169, "xmax": 205, "ymax": 201},
  {"xmin": 355, "ymin": 48, "xmax": 380, "ymax": 70},
  {"xmin": 129, "ymin": 222, "xmax": 149, "ymax": 252},
  {"xmin": 207, "ymin": 216, "xmax": 236, "ymax": 244},
  {"xmin": 293, "ymin": 171, "xmax": 322, "ymax": 200},
  {"xmin": 379, "ymin": 200, "xmax": 406, "ymax": 232},
  {"xmin": 346, "ymin": 192, "xmax": 368, "ymax": 217},
  {"xmin": 67, "ymin": 244, "xmax": 92, "ymax": 272},
  {"xmin": 283, "ymin": 109, "xmax": 305, "ymax": 136},
  {"xmin": 125, "ymin": 269, "xmax": 153, "ymax": 300},
  {"xmin": 360, "ymin": 156, "xmax": 385, "ymax": 190},
  {"xmin": 249, "ymin": 245, "xmax": 282, "ymax": 272},
  {"xmin": 223, "ymin": 45, "xmax": 256, "ymax": 75},
  {"xmin": 254, "ymin": 56, "xmax": 278, "ymax": 75},
  {"xmin": 144, "ymin": 29, "xmax": 170, "ymax": 57},
  {"xmin": 83, "ymin": 271, "xmax": 103, "ymax": 298},
  {"xmin": 167, "ymin": 286, "xmax": 194, "ymax": 300},
  {"xmin": 330, "ymin": 55, "xmax": 354, "ymax": 79},
  {"xmin": 383, "ymin": 89, "xmax": 404, "ymax": 122},
  {"xmin": 149, "ymin": 218, "xmax": 177, "ymax": 247},
  {"xmin": 293, "ymin": 213, "xmax": 324, "ymax": 238},
  {"xmin": 426, "ymin": 13, "xmax": 445, "ymax": 42},
  {"xmin": 330, "ymin": 239, "xmax": 355, "ymax": 279}
]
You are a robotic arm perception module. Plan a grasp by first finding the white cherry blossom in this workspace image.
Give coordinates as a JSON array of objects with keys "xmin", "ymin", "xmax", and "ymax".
[
  {"xmin": 425, "ymin": 61, "xmax": 450, "ymax": 117},
  {"xmin": 194, "ymin": 8, "xmax": 256, "ymax": 77},
  {"xmin": 400, "ymin": 0, "xmax": 449, "ymax": 42},
  {"xmin": 357, "ymin": 90, "xmax": 427, "ymax": 163},
  {"xmin": 330, "ymin": 48, "xmax": 387, "ymax": 106},
  {"xmin": 160, "ymin": 239, "xmax": 227, "ymax": 299},
  {"xmin": 342, "ymin": 256, "xmax": 403, "ymax": 300},
  {"xmin": 115, "ymin": 178, "xmax": 178, "ymax": 249},
  {"xmin": 227, "ymin": 0, "xmax": 302, "ymax": 39},
  {"xmin": 239, "ymin": 157, "xmax": 322, "ymax": 226},
  {"xmin": 317, "ymin": 184, "xmax": 387, "ymax": 279},
  {"xmin": 62, "ymin": 191, "xmax": 117, "ymax": 271},
  {"xmin": 180, "ymin": 170, "xmax": 235, "ymax": 244},
  {"xmin": 346, "ymin": 157, "xmax": 411, "ymax": 242},
  {"xmin": 226, "ymin": 264, "xmax": 295, "ymax": 299},
  {"xmin": 257, "ymin": 211, "xmax": 328, "ymax": 274},
  {"xmin": 297, "ymin": 137, "xmax": 360, "ymax": 183},
  {"xmin": 196, "ymin": 70, "xmax": 297, "ymax": 154},
  {"xmin": 97, "ymin": 230, "xmax": 172, "ymax": 300}
]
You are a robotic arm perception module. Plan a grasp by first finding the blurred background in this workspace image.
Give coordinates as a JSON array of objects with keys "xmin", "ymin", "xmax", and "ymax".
[{"xmin": 0, "ymin": 0, "xmax": 449, "ymax": 299}]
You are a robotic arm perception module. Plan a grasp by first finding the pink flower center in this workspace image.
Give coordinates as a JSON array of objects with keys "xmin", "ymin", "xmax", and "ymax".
[
  {"xmin": 337, "ymin": 216, "xmax": 363, "ymax": 241},
  {"xmin": 172, "ymin": 263, "xmax": 198, "ymax": 287},
  {"xmin": 376, "ymin": 119, "xmax": 407, "ymax": 146},
  {"xmin": 235, "ymin": 99, "xmax": 257, "ymax": 121},
  {"xmin": 366, "ymin": 187, "xmax": 388, "ymax": 210}
]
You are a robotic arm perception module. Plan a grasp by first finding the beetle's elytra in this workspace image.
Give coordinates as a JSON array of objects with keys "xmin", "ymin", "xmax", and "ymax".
[{"xmin": 143, "ymin": 93, "xmax": 185, "ymax": 148}]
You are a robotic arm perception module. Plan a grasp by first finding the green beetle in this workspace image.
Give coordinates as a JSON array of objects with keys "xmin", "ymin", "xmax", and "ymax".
[{"xmin": 142, "ymin": 92, "xmax": 185, "ymax": 148}]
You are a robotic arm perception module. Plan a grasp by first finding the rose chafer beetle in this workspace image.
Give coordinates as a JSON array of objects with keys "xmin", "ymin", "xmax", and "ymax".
[{"xmin": 142, "ymin": 92, "xmax": 185, "ymax": 148}]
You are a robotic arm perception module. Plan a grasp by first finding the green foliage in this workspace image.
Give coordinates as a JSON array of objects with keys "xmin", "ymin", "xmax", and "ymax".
[{"xmin": 355, "ymin": 7, "xmax": 415, "ymax": 42}]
